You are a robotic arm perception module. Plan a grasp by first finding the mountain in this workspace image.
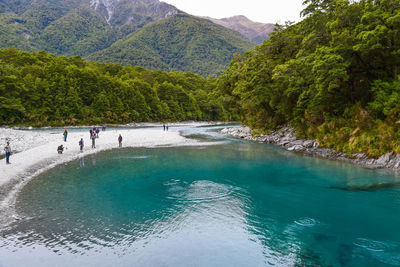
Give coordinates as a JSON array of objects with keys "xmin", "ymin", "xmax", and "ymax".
[
  {"xmin": 0, "ymin": 0, "xmax": 178, "ymax": 27},
  {"xmin": 0, "ymin": 0, "xmax": 256, "ymax": 76},
  {"xmin": 203, "ymin": 15, "xmax": 275, "ymax": 43},
  {"xmin": 88, "ymin": 13, "xmax": 255, "ymax": 77},
  {"xmin": 0, "ymin": 0, "xmax": 179, "ymax": 55}
]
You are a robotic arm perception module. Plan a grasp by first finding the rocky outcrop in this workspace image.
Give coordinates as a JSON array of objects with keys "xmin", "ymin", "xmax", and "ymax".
[
  {"xmin": 221, "ymin": 126, "xmax": 400, "ymax": 171},
  {"xmin": 90, "ymin": 0, "xmax": 178, "ymax": 26}
]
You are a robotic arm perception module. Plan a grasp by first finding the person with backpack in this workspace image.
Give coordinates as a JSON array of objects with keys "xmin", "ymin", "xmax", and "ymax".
[{"xmin": 57, "ymin": 145, "xmax": 64, "ymax": 154}]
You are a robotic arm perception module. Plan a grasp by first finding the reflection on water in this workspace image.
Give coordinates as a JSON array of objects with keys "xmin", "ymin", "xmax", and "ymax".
[
  {"xmin": 79, "ymin": 157, "xmax": 85, "ymax": 168},
  {"xmin": 1, "ymin": 128, "xmax": 400, "ymax": 266}
]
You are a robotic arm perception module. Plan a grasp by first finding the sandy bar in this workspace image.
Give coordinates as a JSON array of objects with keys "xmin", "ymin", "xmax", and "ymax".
[
  {"xmin": 0, "ymin": 128, "xmax": 199, "ymax": 186},
  {"xmin": 0, "ymin": 126, "xmax": 205, "ymax": 220}
]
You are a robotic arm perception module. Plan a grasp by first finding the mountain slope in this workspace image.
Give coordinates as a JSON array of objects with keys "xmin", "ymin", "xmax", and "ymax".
[
  {"xmin": 0, "ymin": 0, "xmax": 256, "ymax": 76},
  {"xmin": 203, "ymin": 15, "xmax": 275, "ymax": 43},
  {"xmin": 0, "ymin": 13, "xmax": 37, "ymax": 51},
  {"xmin": 87, "ymin": 13, "xmax": 256, "ymax": 77},
  {"xmin": 0, "ymin": 0, "xmax": 179, "ymax": 55},
  {"xmin": 90, "ymin": 0, "xmax": 178, "ymax": 28},
  {"xmin": 37, "ymin": 7, "xmax": 117, "ymax": 56}
]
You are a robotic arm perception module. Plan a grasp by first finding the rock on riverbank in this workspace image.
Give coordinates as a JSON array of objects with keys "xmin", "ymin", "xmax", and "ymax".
[{"xmin": 221, "ymin": 126, "xmax": 400, "ymax": 171}]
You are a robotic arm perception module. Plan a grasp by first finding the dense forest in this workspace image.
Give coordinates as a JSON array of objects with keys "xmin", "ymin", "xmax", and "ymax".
[
  {"xmin": 217, "ymin": 0, "xmax": 400, "ymax": 157},
  {"xmin": 0, "ymin": 49, "xmax": 233, "ymax": 126}
]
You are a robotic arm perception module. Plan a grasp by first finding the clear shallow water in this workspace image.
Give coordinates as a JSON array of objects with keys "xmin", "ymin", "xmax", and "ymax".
[{"xmin": 1, "ymin": 127, "xmax": 400, "ymax": 266}]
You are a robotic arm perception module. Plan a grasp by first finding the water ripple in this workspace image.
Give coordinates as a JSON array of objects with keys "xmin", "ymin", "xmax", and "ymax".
[
  {"xmin": 166, "ymin": 180, "xmax": 236, "ymax": 203},
  {"xmin": 294, "ymin": 218, "xmax": 319, "ymax": 227},
  {"xmin": 354, "ymin": 238, "xmax": 388, "ymax": 252}
]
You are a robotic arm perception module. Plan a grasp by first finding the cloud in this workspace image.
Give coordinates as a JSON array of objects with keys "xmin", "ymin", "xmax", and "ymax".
[{"xmin": 162, "ymin": 0, "xmax": 304, "ymax": 23}]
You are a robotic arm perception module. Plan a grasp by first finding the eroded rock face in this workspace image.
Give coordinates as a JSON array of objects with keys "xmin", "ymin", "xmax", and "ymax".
[
  {"xmin": 90, "ymin": 0, "xmax": 178, "ymax": 26},
  {"xmin": 221, "ymin": 126, "xmax": 400, "ymax": 171}
]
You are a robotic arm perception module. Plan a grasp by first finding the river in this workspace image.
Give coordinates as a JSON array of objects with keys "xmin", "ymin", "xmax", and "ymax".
[{"xmin": 1, "ymin": 125, "xmax": 400, "ymax": 266}]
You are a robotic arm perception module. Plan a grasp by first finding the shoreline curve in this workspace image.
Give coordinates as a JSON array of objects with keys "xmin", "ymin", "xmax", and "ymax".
[{"xmin": 0, "ymin": 125, "xmax": 211, "ymax": 226}]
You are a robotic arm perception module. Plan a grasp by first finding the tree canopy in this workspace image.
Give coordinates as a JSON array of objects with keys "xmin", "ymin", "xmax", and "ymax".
[
  {"xmin": 0, "ymin": 49, "xmax": 232, "ymax": 126},
  {"xmin": 217, "ymin": 0, "xmax": 400, "ymax": 157}
]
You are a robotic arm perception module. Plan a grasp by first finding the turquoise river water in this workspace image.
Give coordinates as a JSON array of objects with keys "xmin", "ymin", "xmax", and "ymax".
[{"xmin": 1, "ymin": 126, "xmax": 400, "ymax": 266}]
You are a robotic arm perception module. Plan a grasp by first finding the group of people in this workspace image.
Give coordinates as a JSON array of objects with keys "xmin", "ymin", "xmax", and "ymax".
[
  {"xmin": 2, "ymin": 123, "xmax": 181, "ymax": 164},
  {"xmin": 3, "ymin": 122, "xmax": 175, "ymax": 164},
  {"xmin": 2, "ymin": 125, "xmax": 123, "ymax": 165},
  {"xmin": 163, "ymin": 123, "xmax": 169, "ymax": 131},
  {"xmin": 55, "ymin": 127, "xmax": 124, "ymax": 156},
  {"xmin": 90, "ymin": 127, "xmax": 100, "ymax": 139}
]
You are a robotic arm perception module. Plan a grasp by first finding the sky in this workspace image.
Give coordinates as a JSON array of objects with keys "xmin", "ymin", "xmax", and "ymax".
[{"xmin": 161, "ymin": 0, "xmax": 305, "ymax": 24}]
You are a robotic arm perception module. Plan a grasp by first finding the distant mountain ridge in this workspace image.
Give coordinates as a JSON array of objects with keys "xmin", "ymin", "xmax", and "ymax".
[
  {"xmin": 203, "ymin": 15, "xmax": 275, "ymax": 43},
  {"xmin": 0, "ymin": 0, "xmax": 256, "ymax": 76}
]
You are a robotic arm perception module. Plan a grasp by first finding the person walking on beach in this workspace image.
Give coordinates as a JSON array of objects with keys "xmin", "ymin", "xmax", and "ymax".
[
  {"xmin": 79, "ymin": 138, "xmax": 84, "ymax": 152},
  {"xmin": 63, "ymin": 129, "xmax": 68, "ymax": 142},
  {"xmin": 4, "ymin": 141, "xmax": 11, "ymax": 164},
  {"xmin": 163, "ymin": 123, "xmax": 166, "ymax": 131},
  {"xmin": 166, "ymin": 124, "xmax": 169, "ymax": 131},
  {"xmin": 118, "ymin": 134, "xmax": 123, "ymax": 148},
  {"xmin": 92, "ymin": 134, "xmax": 96, "ymax": 149}
]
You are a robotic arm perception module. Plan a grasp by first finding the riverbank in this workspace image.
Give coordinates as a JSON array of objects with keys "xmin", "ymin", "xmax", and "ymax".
[
  {"xmin": 0, "ymin": 125, "xmax": 208, "ymax": 225},
  {"xmin": 222, "ymin": 126, "xmax": 400, "ymax": 171},
  {"xmin": 0, "ymin": 122, "xmax": 225, "ymax": 154}
]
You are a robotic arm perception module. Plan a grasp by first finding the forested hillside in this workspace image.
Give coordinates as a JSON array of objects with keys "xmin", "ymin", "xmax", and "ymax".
[
  {"xmin": 88, "ymin": 14, "xmax": 256, "ymax": 77},
  {"xmin": 0, "ymin": 49, "xmax": 232, "ymax": 126},
  {"xmin": 217, "ymin": 0, "xmax": 400, "ymax": 157},
  {"xmin": 0, "ymin": 0, "xmax": 177, "ymax": 57}
]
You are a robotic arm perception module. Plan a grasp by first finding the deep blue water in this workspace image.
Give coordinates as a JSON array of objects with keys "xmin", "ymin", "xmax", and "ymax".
[{"xmin": 1, "ymin": 126, "xmax": 400, "ymax": 266}]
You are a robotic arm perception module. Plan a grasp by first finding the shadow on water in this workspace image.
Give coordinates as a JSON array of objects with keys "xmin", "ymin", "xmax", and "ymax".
[{"xmin": 330, "ymin": 181, "xmax": 400, "ymax": 191}]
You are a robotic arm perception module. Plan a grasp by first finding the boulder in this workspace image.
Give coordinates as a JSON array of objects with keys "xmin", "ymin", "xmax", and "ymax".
[
  {"xmin": 303, "ymin": 140, "xmax": 314, "ymax": 148},
  {"xmin": 287, "ymin": 145, "xmax": 304, "ymax": 152},
  {"xmin": 290, "ymin": 140, "xmax": 304, "ymax": 146},
  {"xmin": 278, "ymin": 139, "xmax": 291, "ymax": 146},
  {"xmin": 386, "ymin": 154, "xmax": 400, "ymax": 169},
  {"xmin": 353, "ymin": 153, "xmax": 367, "ymax": 160},
  {"xmin": 375, "ymin": 152, "xmax": 394, "ymax": 167}
]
